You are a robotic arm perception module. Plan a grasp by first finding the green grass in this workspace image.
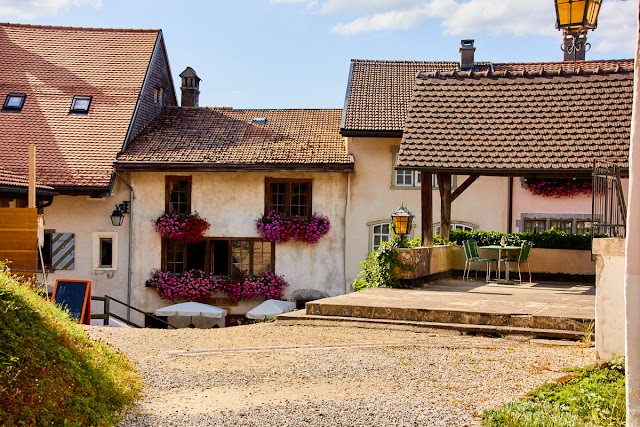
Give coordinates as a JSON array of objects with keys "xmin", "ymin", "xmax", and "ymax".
[
  {"xmin": 482, "ymin": 357, "xmax": 626, "ymax": 427},
  {"xmin": 0, "ymin": 263, "xmax": 140, "ymax": 426}
]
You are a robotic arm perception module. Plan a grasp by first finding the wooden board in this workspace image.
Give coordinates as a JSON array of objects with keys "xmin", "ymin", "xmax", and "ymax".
[
  {"xmin": 0, "ymin": 208, "xmax": 37, "ymax": 271},
  {"xmin": 52, "ymin": 280, "xmax": 91, "ymax": 324}
]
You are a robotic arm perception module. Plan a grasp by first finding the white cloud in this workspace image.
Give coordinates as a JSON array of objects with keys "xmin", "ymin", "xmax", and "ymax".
[
  {"xmin": 589, "ymin": 0, "xmax": 637, "ymax": 55},
  {"xmin": 0, "ymin": 0, "xmax": 101, "ymax": 19},
  {"xmin": 272, "ymin": 0, "xmax": 637, "ymax": 56}
]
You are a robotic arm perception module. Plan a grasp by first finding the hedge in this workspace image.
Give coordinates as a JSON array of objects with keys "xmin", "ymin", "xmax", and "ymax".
[{"xmin": 434, "ymin": 228, "xmax": 593, "ymax": 250}]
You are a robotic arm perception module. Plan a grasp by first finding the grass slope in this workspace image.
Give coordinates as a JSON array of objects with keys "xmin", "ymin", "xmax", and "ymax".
[
  {"xmin": 482, "ymin": 357, "xmax": 626, "ymax": 427},
  {"xmin": 0, "ymin": 265, "xmax": 140, "ymax": 426}
]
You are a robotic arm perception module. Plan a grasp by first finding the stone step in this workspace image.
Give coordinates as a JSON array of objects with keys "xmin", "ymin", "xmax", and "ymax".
[
  {"xmin": 305, "ymin": 302, "xmax": 592, "ymax": 332},
  {"xmin": 276, "ymin": 311, "xmax": 591, "ymax": 341}
]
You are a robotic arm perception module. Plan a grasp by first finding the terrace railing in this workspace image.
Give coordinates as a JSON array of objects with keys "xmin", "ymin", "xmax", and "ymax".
[{"xmin": 592, "ymin": 159, "xmax": 628, "ymax": 238}]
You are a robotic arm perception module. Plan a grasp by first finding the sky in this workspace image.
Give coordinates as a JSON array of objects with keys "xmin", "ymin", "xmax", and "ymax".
[{"xmin": 0, "ymin": 0, "xmax": 636, "ymax": 109}]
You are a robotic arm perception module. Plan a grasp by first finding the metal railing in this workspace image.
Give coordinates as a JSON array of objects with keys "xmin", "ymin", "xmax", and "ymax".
[
  {"xmin": 91, "ymin": 295, "xmax": 176, "ymax": 329},
  {"xmin": 592, "ymin": 159, "xmax": 628, "ymax": 238}
]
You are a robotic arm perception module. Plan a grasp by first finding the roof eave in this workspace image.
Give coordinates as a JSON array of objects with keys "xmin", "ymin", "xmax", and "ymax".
[
  {"xmin": 114, "ymin": 161, "xmax": 354, "ymax": 173},
  {"xmin": 395, "ymin": 167, "xmax": 621, "ymax": 178},
  {"xmin": 340, "ymin": 129, "xmax": 403, "ymax": 138}
]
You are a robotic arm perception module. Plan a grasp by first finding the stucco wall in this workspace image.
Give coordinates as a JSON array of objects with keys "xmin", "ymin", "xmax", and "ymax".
[
  {"xmin": 36, "ymin": 179, "xmax": 131, "ymax": 318},
  {"xmin": 344, "ymin": 136, "xmax": 510, "ymax": 287},
  {"xmin": 127, "ymin": 171, "xmax": 348, "ymax": 315},
  {"xmin": 592, "ymin": 238, "xmax": 626, "ymax": 361}
]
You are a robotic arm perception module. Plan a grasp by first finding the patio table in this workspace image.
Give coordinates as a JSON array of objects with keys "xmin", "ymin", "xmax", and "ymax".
[{"xmin": 479, "ymin": 245, "xmax": 522, "ymax": 283}]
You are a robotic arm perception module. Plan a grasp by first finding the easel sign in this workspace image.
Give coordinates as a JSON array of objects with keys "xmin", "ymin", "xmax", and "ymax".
[{"xmin": 52, "ymin": 280, "xmax": 91, "ymax": 325}]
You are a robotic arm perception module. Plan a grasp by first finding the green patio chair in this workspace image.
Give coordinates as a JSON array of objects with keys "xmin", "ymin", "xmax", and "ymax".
[
  {"xmin": 503, "ymin": 241, "xmax": 533, "ymax": 284},
  {"xmin": 462, "ymin": 240, "xmax": 496, "ymax": 282}
]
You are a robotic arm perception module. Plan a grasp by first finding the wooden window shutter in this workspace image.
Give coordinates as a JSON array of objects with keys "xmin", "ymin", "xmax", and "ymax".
[{"xmin": 51, "ymin": 233, "xmax": 75, "ymax": 270}]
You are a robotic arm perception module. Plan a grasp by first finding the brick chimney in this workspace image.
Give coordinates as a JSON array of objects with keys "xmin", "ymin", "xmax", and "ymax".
[
  {"xmin": 179, "ymin": 67, "xmax": 201, "ymax": 108},
  {"xmin": 459, "ymin": 39, "xmax": 476, "ymax": 71}
]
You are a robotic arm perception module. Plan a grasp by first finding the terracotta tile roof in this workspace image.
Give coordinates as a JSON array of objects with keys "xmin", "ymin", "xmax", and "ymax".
[
  {"xmin": 0, "ymin": 23, "xmax": 160, "ymax": 189},
  {"xmin": 0, "ymin": 169, "xmax": 54, "ymax": 190},
  {"xmin": 116, "ymin": 108, "xmax": 352, "ymax": 169},
  {"xmin": 342, "ymin": 58, "xmax": 634, "ymax": 133},
  {"xmin": 397, "ymin": 67, "xmax": 633, "ymax": 174}
]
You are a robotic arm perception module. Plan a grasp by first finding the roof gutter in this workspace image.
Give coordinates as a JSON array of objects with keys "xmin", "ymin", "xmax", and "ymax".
[{"xmin": 394, "ymin": 167, "xmax": 619, "ymax": 178}]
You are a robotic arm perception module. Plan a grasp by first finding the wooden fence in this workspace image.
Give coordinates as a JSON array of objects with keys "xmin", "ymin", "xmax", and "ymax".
[{"xmin": 0, "ymin": 208, "xmax": 37, "ymax": 272}]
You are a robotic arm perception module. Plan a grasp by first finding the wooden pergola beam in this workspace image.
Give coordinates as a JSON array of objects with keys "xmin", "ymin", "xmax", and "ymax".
[
  {"xmin": 421, "ymin": 171, "xmax": 433, "ymax": 246},
  {"xmin": 451, "ymin": 174, "xmax": 479, "ymax": 202}
]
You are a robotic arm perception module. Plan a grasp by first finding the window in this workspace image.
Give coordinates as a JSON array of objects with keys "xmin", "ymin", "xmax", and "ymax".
[
  {"xmin": 70, "ymin": 95, "xmax": 92, "ymax": 114},
  {"xmin": 391, "ymin": 148, "xmax": 456, "ymax": 189},
  {"xmin": 549, "ymin": 219, "xmax": 573, "ymax": 233},
  {"xmin": 166, "ymin": 176, "xmax": 191, "ymax": 213},
  {"xmin": 92, "ymin": 232, "xmax": 117, "ymax": 270},
  {"xmin": 37, "ymin": 230, "xmax": 54, "ymax": 269},
  {"xmin": 370, "ymin": 222, "xmax": 391, "ymax": 251},
  {"xmin": 434, "ymin": 222, "xmax": 477, "ymax": 235},
  {"xmin": 576, "ymin": 220, "xmax": 592, "ymax": 235},
  {"xmin": 523, "ymin": 219, "xmax": 548, "ymax": 233},
  {"xmin": 162, "ymin": 238, "xmax": 274, "ymax": 276},
  {"xmin": 154, "ymin": 87, "xmax": 164, "ymax": 105},
  {"xmin": 265, "ymin": 178, "xmax": 311, "ymax": 217},
  {"xmin": 3, "ymin": 93, "xmax": 26, "ymax": 112}
]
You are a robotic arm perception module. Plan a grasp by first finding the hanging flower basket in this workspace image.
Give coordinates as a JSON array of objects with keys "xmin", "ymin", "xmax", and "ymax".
[
  {"xmin": 523, "ymin": 177, "xmax": 592, "ymax": 198},
  {"xmin": 153, "ymin": 211, "xmax": 210, "ymax": 244},
  {"xmin": 256, "ymin": 211, "xmax": 331, "ymax": 244}
]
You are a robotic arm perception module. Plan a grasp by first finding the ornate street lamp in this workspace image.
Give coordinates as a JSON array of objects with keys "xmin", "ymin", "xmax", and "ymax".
[
  {"xmin": 554, "ymin": 0, "xmax": 602, "ymax": 60},
  {"xmin": 391, "ymin": 203, "xmax": 414, "ymax": 240},
  {"xmin": 110, "ymin": 201, "xmax": 130, "ymax": 227}
]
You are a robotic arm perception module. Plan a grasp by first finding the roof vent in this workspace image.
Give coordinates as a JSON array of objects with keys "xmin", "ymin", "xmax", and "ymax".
[{"xmin": 250, "ymin": 117, "xmax": 268, "ymax": 125}]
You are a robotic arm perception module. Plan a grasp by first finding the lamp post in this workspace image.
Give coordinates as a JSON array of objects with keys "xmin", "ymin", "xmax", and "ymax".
[
  {"xmin": 554, "ymin": 0, "xmax": 602, "ymax": 61},
  {"xmin": 391, "ymin": 203, "xmax": 414, "ymax": 244}
]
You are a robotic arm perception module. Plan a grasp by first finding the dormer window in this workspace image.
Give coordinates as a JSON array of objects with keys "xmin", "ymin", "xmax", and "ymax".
[
  {"xmin": 3, "ymin": 93, "xmax": 26, "ymax": 112},
  {"xmin": 70, "ymin": 96, "xmax": 92, "ymax": 114}
]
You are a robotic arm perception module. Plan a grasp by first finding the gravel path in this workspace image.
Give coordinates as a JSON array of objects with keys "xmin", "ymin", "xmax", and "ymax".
[{"xmin": 87, "ymin": 323, "xmax": 595, "ymax": 427}]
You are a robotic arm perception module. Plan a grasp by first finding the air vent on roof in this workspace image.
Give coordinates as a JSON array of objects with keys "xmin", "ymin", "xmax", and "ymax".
[{"xmin": 249, "ymin": 117, "xmax": 268, "ymax": 125}]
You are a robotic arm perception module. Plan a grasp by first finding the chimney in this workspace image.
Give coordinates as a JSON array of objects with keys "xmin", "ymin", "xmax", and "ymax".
[
  {"xmin": 563, "ymin": 35, "xmax": 586, "ymax": 62},
  {"xmin": 459, "ymin": 39, "xmax": 476, "ymax": 71},
  {"xmin": 179, "ymin": 67, "xmax": 201, "ymax": 107}
]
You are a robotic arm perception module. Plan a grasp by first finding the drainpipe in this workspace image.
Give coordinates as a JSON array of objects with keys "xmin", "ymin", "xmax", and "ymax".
[
  {"xmin": 115, "ymin": 171, "xmax": 134, "ymax": 321},
  {"xmin": 344, "ymin": 164, "xmax": 352, "ymax": 294},
  {"xmin": 508, "ymin": 177, "xmax": 514, "ymax": 233}
]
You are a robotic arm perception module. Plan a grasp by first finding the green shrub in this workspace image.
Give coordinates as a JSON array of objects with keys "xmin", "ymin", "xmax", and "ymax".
[
  {"xmin": 446, "ymin": 228, "xmax": 593, "ymax": 250},
  {"xmin": 482, "ymin": 357, "xmax": 626, "ymax": 426},
  {"xmin": 0, "ymin": 263, "xmax": 140, "ymax": 426},
  {"xmin": 352, "ymin": 238, "xmax": 415, "ymax": 291}
]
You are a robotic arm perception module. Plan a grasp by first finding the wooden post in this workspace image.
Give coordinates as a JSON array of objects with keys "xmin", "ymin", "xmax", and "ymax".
[
  {"xmin": 28, "ymin": 145, "xmax": 36, "ymax": 209},
  {"xmin": 438, "ymin": 172, "xmax": 452, "ymax": 242},
  {"xmin": 103, "ymin": 296, "xmax": 111, "ymax": 326},
  {"xmin": 421, "ymin": 171, "xmax": 433, "ymax": 246}
]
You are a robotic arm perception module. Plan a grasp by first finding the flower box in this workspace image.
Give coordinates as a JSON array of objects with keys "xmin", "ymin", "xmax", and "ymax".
[
  {"xmin": 256, "ymin": 211, "xmax": 330, "ymax": 244},
  {"xmin": 153, "ymin": 211, "xmax": 210, "ymax": 243}
]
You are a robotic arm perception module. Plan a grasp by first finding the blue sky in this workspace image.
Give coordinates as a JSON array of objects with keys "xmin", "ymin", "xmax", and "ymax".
[{"xmin": 1, "ymin": 0, "xmax": 636, "ymax": 109}]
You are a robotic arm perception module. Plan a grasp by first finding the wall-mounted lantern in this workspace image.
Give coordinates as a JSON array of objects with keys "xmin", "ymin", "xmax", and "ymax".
[
  {"xmin": 110, "ymin": 201, "xmax": 130, "ymax": 227},
  {"xmin": 391, "ymin": 203, "xmax": 414, "ymax": 239}
]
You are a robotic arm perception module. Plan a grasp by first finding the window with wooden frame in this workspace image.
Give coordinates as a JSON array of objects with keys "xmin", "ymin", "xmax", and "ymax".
[
  {"xmin": 165, "ymin": 176, "xmax": 191, "ymax": 214},
  {"xmin": 265, "ymin": 178, "xmax": 312, "ymax": 217},
  {"xmin": 549, "ymin": 219, "xmax": 573, "ymax": 233},
  {"xmin": 523, "ymin": 219, "xmax": 548, "ymax": 233},
  {"xmin": 162, "ymin": 238, "xmax": 274, "ymax": 276}
]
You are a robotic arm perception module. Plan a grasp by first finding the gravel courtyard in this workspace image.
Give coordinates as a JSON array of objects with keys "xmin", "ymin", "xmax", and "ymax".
[{"xmin": 87, "ymin": 323, "xmax": 595, "ymax": 427}]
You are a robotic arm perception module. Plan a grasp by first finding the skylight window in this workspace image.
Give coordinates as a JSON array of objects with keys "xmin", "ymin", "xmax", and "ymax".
[
  {"xmin": 2, "ymin": 93, "xmax": 26, "ymax": 112},
  {"xmin": 70, "ymin": 96, "xmax": 92, "ymax": 114},
  {"xmin": 249, "ymin": 117, "xmax": 268, "ymax": 125}
]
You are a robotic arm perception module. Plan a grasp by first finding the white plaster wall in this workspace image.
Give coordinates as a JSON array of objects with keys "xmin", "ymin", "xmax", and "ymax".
[
  {"xmin": 128, "ymin": 171, "xmax": 348, "ymax": 315},
  {"xmin": 344, "ymin": 136, "xmax": 508, "ymax": 287},
  {"xmin": 37, "ymin": 179, "xmax": 131, "ymax": 318},
  {"xmin": 593, "ymin": 238, "xmax": 626, "ymax": 361}
]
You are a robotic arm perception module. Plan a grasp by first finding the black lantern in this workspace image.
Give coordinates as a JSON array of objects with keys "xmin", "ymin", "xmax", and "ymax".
[
  {"xmin": 391, "ymin": 203, "xmax": 414, "ymax": 238},
  {"xmin": 110, "ymin": 201, "xmax": 129, "ymax": 227}
]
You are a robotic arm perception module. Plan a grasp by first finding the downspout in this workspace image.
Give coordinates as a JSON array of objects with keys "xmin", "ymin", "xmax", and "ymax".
[
  {"xmin": 344, "ymin": 167, "xmax": 352, "ymax": 294},
  {"xmin": 508, "ymin": 177, "xmax": 514, "ymax": 233},
  {"xmin": 115, "ymin": 171, "xmax": 134, "ymax": 321}
]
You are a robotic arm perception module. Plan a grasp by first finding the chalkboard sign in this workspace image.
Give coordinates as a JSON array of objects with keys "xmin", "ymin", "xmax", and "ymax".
[{"xmin": 52, "ymin": 280, "xmax": 91, "ymax": 324}]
